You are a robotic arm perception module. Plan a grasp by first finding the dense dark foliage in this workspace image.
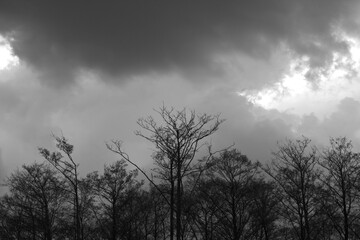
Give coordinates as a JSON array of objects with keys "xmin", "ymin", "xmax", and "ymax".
[{"xmin": 1, "ymin": 107, "xmax": 360, "ymax": 240}]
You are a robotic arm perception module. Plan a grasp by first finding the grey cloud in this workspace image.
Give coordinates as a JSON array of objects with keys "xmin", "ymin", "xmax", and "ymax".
[
  {"xmin": 0, "ymin": 72, "xmax": 296, "ymax": 174},
  {"xmin": 0, "ymin": 148, "xmax": 7, "ymax": 195},
  {"xmin": 0, "ymin": 85, "xmax": 20, "ymax": 113},
  {"xmin": 298, "ymin": 97, "xmax": 360, "ymax": 149},
  {"xmin": 0, "ymin": 149, "xmax": 5, "ymax": 182},
  {"xmin": 0, "ymin": 0, "xmax": 356, "ymax": 87},
  {"xmin": 189, "ymin": 89, "xmax": 297, "ymax": 163}
]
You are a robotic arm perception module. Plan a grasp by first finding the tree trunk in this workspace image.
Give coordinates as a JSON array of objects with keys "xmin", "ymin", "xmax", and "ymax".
[
  {"xmin": 170, "ymin": 158, "xmax": 175, "ymax": 240},
  {"xmin": 112, "ymin": 199, "xmax": 117, "ymax": 240},
  {"xmin": 176, "ymin": 159, "xmax": 182, "ymax": 240},
  {"xmin": 74, "ymin": 171, "xmax": 81, "ymax": 240},
  {"xmin": 44, "ymin": 200, "xmax": 52, "ymax": 240}
]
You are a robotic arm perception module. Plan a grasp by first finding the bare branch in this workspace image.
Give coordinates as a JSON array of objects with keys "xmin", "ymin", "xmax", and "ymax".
[{"xmin": 106, "ymin": 140, "xmax": 171, "ymax": 207}]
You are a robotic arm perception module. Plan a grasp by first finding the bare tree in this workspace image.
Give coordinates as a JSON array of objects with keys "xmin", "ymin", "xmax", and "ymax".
[
  {"xmin": 205, "ymin": 149, "xmax": 261, "ymax": 240},
  {"xmin": 39, "ymin": 135, "xmax": 83, "ymax": 240},
  {"xmin": 318, "ymin": 137, "xmax": 360, "ymax": 240},
  {"xmin": 248, "ymin": 180, "xmax": 279, "ymax": 240},
  {"xmin": 87, "ymin": 160, "xmax": 143, "ymax": 240},
  {"xmin": 107, "ymin": 106, "xmax": 223, "ymax": 240},
  {"xmin": 263, "ymin": 137, "xmax": 320, "ymax": 240},
  {"xmin": 0, "ymin": 163, "xmax": 67, "ymax": 240}
]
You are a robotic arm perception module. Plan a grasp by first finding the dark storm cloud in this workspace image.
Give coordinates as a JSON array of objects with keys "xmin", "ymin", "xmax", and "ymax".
[{"xmin": 0, "ymin": 0, "xmax": 355, "ymax": 86}]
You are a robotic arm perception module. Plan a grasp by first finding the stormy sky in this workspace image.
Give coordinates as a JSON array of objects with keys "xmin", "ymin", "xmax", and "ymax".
[{"xmin": 0, "ymin": 0, "xmax": 360, "ymax": 179}]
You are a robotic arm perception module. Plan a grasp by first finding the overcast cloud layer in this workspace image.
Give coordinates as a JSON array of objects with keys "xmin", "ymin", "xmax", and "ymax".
[
  {"xmin": 0, "ymin": 1, "xmax": 360, "ymax": 181},
  {"xmin": 0, "ymin": 0, "xmax": 358, "ymax": 86}
]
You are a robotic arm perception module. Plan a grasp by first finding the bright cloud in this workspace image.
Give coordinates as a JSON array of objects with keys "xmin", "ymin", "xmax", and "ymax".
[
  {"xmin": 239, "ymin": 31, "xmax": 360, "ymax": 119},
  {"xmin": 0, "ymin": 35, "xmax": 19, "ymax": 72}
]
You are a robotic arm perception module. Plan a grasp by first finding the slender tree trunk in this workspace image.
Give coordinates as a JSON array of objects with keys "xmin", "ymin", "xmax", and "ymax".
[
  {"xmin": 176, "ymin": 131, "xmax": 182, "ymax": 240},
  {"xmin": 112, "ymin": 200, "xmax": 117, "ymax": 240},
  {"xmin": 44, "ymin": 200, "xmax": 52, "ymax": 240},
  {"xmin": 300, "ymin": 214, "xmax": 305, "ymax": 240},
  {"xmin": 263, "ymin": 225, "xmax": 269, "ymax": 240},
  {"xmin": 301, "ymin": 174, "xmax": 310, "ymax": 240},
  {"xmin": 74, "ymin": 170, "xmax": 81, "ymax": 240},
  {"xmin": 176, "ymin": 159, "xmax": 182, "ymax": 240},
  {"xmin": 31, "ymin": 209, "xmax": 36, "ymax": 240},
  {"xmin": 170, "ymin": 159, "xmax": 175, "ymax": 240},
  {"xmin": 342, "ymin": 191, "xmax": 349, "ymax": 240},
  {"xmin": 154, "ymin": 203, "xmax": 158, "ymax": 240},
  {"xmin": 231, "ymin": 191, "xmax": 237, "ymax": 240}
]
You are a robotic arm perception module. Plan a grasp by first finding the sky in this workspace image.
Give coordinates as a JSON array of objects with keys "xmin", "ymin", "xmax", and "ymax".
[{"xmin": 0, "ymin": 0, "xmax": 360, "ymax": 181}]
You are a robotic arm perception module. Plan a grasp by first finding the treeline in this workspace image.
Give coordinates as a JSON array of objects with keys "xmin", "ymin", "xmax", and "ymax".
[{"xmin": 0, "ymin": 106, "xmax": 360, "ymax": 240}]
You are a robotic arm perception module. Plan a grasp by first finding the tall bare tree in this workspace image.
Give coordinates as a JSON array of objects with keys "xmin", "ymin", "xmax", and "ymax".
[
  {"xmin": 39, "ymin": 135, "xmax": 83, "ymax": 240},
  {"xmin": 205, "ymin": 149, "xmax": 261, "ymax": 240},
  {"xmin": 0, "ymin": 163, "xmax": 67, "ymax": 240},
  {"xmin": 87, "ymin": 160, "xmax": 143, "ymax": 240},
  {"xmin": 318, "ymin": 137, "xmax": 360, "ymax": 240},
  {"xmin": 264, "ymin": 137, "xmax": 320, "ymax": 240},
  {"xmin": 248, "ymin": 180, "xmax": 279, "ymax": 240},
  {"xmin": 107, "ymin": 106, "xmax": 223, "ymax": 240}
]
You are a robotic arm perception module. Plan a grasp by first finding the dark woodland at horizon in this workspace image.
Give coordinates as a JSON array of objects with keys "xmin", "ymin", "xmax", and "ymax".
[{"xmin": 0, "ymin": 106, "xmax": 359, "ymax": 240}]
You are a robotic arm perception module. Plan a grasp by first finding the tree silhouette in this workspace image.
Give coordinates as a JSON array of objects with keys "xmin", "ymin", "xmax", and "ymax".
[
  {"xmin": 264, "ymin": 137, "xmax": 320, "ymax": 240},
  {"xmin": 318, "ymin": 137, "xmax": 360, "ymax": 240},
  {"xmin": 1, "ymin": 163, "xmax": 67, "ymax": 239},
  {"xmin": 204, "ymin": 149, "xmax": 260, "ymax": 240},
  {"xmin": 87, "ymin": 160, "xmax": 143, "ymax": 240},
  {"xmin": 39, "ymin": 135, "xmax": 83, "ymax": 240},
  {"xmin": 107, "ymin": 105, "xmax": 223, "ymax": 240}
]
